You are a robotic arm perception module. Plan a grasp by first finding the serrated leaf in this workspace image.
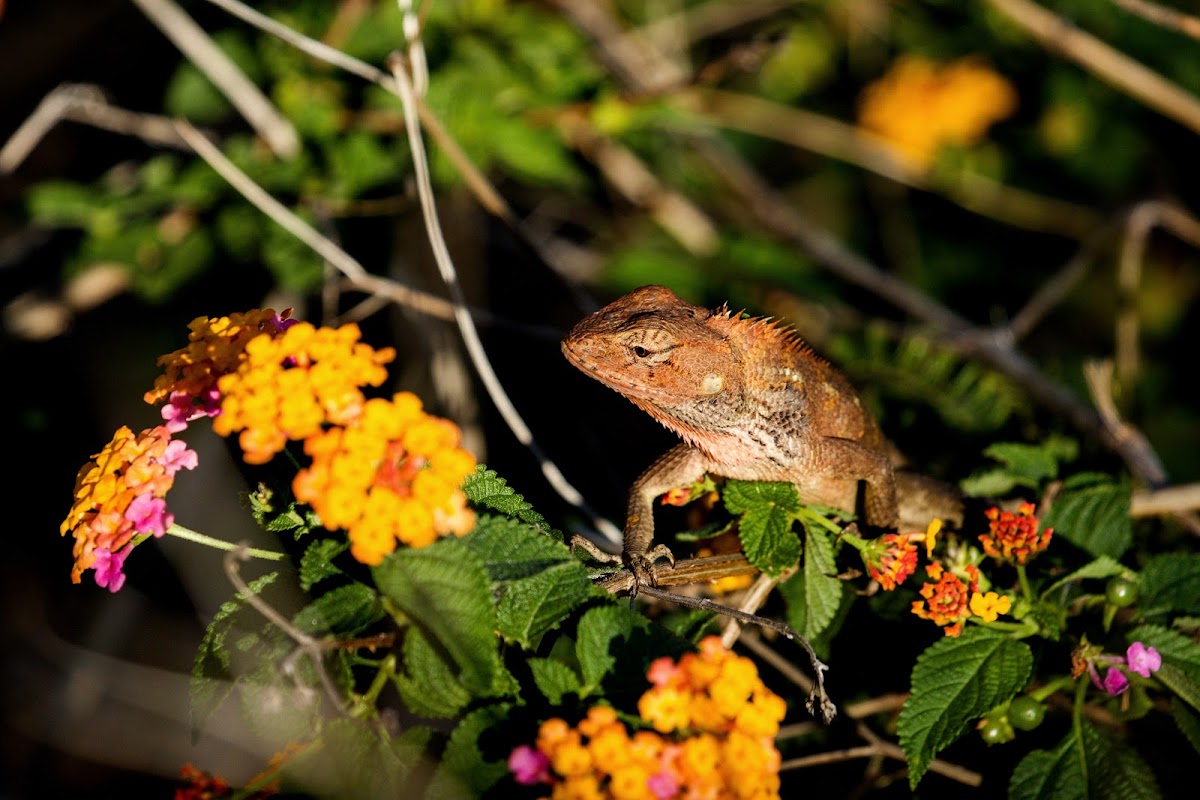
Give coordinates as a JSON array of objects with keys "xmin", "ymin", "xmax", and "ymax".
[
  {"xmin": 190, "ymin": 572, "xmax": 279, "ymax": 740},
  {"xmin": 292, "ymin": 583, "xmax": 383, "ymax": 637},
  {"xmin": 282, "ymin": 718, "xmax": 426, "ymax": 800},
  {"xmin": 576, "ymin": 604, "xmax": 650, "ymax": 694},
  {"xmin": 1078, "ymin": 719, "xmax": 1161, "ymax": 799},
  {"xmin": 802, "ymin": 524, "xmax": 842, "ymax": 641},
  {"xmin": 393, "ymin": 627, "xmax": 472, "ymax": 719},
  {"xmin": 984, "ymin": 442, "xmax": 1062, "ymax": 486},
  {"xmin": 1139, "ymin": 553, "xmax": 1200, "ymax": 616},
  {"xmin": 1041, "ymin": 473, "xmax": 1131, "ymax": 559},
  {"xmin": 427, "ymin": 704, "xmax": 513, "ymax": 799},
  {"xmin": 960, "ymin": 467, "xmax": 1021, "ymax": 498},
  {"xmin": 1171, "ymin": 701, "xmax": 1200, "ymax": 754},
  {"xmin": 529, "ymin": 657, "xmax": 583, "ymax": 704},
  {"xmin": 465, "ymin": 516, "xmax": 601, "ymax": 647},
  {"xmin": 299, "ymin": 539, "xmax": 347, "ymax": 591},
  {"xmin": 1041, "ymin": 554, "xmax": 1126, "ymax": 600},
  {"xmin": 723, "ymin": 479, "xmax": 802, "ymax": 577},
  {"xmin": 462, "ymin": 465, "xmax": 549, "ymax": 531},
  {"xmin": 899, "ymin": 629, "xmax": 1033, "ymax": 787},
  {"xmin": 372, "ymin": 538, "xmax": 503, "ymax": 695},
  {"xmin": 1008, "ymin": 730, "xmax": 1085, "ymax": 800}
]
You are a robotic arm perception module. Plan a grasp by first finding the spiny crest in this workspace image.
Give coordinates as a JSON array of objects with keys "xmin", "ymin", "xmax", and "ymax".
[{"xmin": 712, "ymin": 303, "xmax": 816, "ymax": 360}]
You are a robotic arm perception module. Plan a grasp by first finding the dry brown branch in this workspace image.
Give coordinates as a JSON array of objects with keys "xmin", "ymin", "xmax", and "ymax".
[
  {"xmin": 1131, "ymin": 483, "xmax": 1200, "ymax": 517},
  {"xmin": 638, "ymin": 0, "xmax": 801, "ymax": 47},
  {"xmin": 674, "ymin": 88, "xmax": 1100, "ymax": 238},
  {"xmin": 559, "ymin": 113, "xmax": 721, "ymax": 255},
  {"xmin": 720, "ymin": 572, "xmax": 782, "ymax": 648},
  {"xmin": 131, "ymin": 0, "xmax": 299, "ymax": 158},
  {"xmin": 1084, "ymin": 360, "xmax": 1200, "ymax": 534},
  {"xmin": 0, "ymin": 84, "xmax": 190, "ymax": 173},
  {"xmin": 1113, "ymin": 0, "xmax": 1200, "ymax": 41},
  {"xmin": 985, "ymin": 0, "xmax": 1200, "ymax": 135},
  {"xmin": 547, "ymin": 0, "xmax": 688, "ymax": 93}
]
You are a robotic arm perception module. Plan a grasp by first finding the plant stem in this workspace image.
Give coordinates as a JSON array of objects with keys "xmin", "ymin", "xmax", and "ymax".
[
  {"xmin": 166, "ymin": 523, "xmax": 286, "ymax": 560},
  {"xmin": 1017, "ymin": 564, "xmax": 1034, "ymax": 602}
]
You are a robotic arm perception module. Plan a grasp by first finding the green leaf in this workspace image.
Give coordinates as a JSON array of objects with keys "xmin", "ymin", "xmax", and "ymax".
[
  {"xmin": 393, "ymin": 627, "xmax": 473, "ymax": 719},
  {"xmin": 898, "ymin": 629, "xmax": 1033, "ymax": 787},
  {"xmin": 190, "ymin": 572, "xmax": 279, "ymax": 740},
  {"xmin": 282, "ymin": 718, "xmax": 425, "ymax": 800},
  {"xmin": 1008, "ymin": 730, "xmax": 1085, "ymax": 800},
  {"xmin": 1139, "ymin": 553, "xmax": 1200, "ymax": 616},
  {"xmin": 801, "ymin": 524, "xmax": 843, "ymax": 641},
  {"xmin": 372, "ymin": 538, "xmax": 504, "ymax": 695},
  {"xmin": 465, "ymin": 515, "xmax": 601, "ymax": 648},
  {"xmin": 462, "ymin": 465, "xmax": 549, "ymax": 531},
  {"xmin": 1041, "ymin": 473, "xmax": 1131, "ymax": 559},
  {"xmin": 529, "ymin": 657, "xmax": 583, "ymax": 704},
  {"xmin": 298, "ymin": 539, "xmax": 347, "ymax": 592},
  {"xmin": 292, "ymin": 582, "xmax": 383, "ymax": 637},
  {"xmin": 1171, "ymin": 701, "xmax": 1200, "ymax": 754},
  {"xmin": 575, "ymin": 604, "xmax": 650, "ymax": 694},
  {"xmin": 983, "ymin": 441, "xmax": 1066, "ymax": 486},
  {"xmin": 326, "ymin": 130, "xmax": 404, "ymax": 199},
  {"xmin": 427, "ymin": 704, "xmax": 513, "ymax": 799},
  {"xmin": 723, "ymin": 479, "xmax": 802, "ymax": 577},
  {"xmin": 1040, "ymin": 554, "xmax": 1126, "ymax": 600}
]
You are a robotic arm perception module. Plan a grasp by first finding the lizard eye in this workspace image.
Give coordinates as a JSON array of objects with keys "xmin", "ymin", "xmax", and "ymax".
[{"xmin": 632, "ymin": 346, "xmax": 650, "ymax": 358}]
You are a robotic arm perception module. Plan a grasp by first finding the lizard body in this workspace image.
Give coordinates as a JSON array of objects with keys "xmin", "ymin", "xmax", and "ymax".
[{"xmin": 563, "ymin": 285, "xmax": 955, "ymax": 585}]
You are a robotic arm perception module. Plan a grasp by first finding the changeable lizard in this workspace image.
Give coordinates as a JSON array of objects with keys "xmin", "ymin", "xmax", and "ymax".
[{"xmin": 562, "ymin": 284, "xmax": 959, "ymax": 588}]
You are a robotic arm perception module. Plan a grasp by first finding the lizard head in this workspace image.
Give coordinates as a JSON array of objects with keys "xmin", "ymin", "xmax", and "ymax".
[{"xmin": 561, "ymin": 285, "xmax": 744, "ymax": 416}]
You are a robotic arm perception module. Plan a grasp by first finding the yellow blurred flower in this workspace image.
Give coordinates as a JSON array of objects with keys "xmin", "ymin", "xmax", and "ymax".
[{"xmin": 858, "ymin": 55, "xmax": 1017, "ymax": 169}]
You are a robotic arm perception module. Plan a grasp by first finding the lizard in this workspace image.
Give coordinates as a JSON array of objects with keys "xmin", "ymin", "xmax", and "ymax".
[{"xmin": 561, "ymin": 284, "xmax": 961, "ymax": 589}]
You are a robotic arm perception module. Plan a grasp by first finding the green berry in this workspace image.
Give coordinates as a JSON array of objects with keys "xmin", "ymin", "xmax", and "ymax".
[
  {"xmin": 1106, "ymin": 577, "xmax": 1139, "ymax": 607},
  {"xmin": 1008, "ymin": 696, "xmax": 1046, "ymax": 730}
]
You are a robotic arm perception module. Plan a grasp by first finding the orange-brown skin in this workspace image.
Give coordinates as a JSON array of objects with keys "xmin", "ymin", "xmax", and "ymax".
[{"xmin": 563, "ymin": 285, "xmax": 901, "ymax": 584}]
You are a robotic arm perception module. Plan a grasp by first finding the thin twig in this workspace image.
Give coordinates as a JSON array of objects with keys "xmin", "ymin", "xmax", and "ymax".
[
  {"xmin": 636, "ymin": 583, "xmax": 836, "ymax": 723},
  {"xmin": 1083, "ymin": 360, "xmax": 1200, "ymax": 535},
  {"xmin": 0, "ymin": 84, "xmax": 190, "ymax": 173},
  {"xmin": 720, "ymin": 572, "xmax": 781, "ymax": 648},
  {"xmin": 222, "ymin": 545, "xmax": 346, "ymax": 715},
  {"xmin": 674, "ymin": 88, "xmax": 1100, "ymax": 238},
  {"xmin": 1131, "ymin": 483, "xmax": 1200, "ymax": 517},
  {"xmin": 1112, "ymin": 0, "xmax": 1200, "ymax": 41},
  {"xmin": 131, "ymin": 0, "xmax": 299, "ymax": 158},
  {"xmin": 985, "ymin": 0, "xmax": 1200, "ymax": 136},
  {"xmin": 174, "ymin": 115, "xmax": 619, "ymax": 545},
  {"xmin": 559, "ymin": 113, "xmax": 721, "ymax": 255},
  {"xmin": 386, "ymin": 51, "xmax": 621, "ymax": 546}
]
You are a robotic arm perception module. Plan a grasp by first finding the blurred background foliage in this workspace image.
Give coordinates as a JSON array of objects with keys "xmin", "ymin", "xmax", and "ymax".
[{"xmin": 2, "ymin": 0, "xmax": 1198, "ymax": 796}]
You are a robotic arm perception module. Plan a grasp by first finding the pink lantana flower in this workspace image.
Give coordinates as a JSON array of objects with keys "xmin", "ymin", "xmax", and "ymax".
[
  {"xmin": 507, "ymin": 745, "xmax": 550, "ymax": 786},
  {"xmin": 92, "ymin": 545, "xmax": 131, "ymax": 592},
  {"xmin": 125, "ymin": 492, "xmax": 173, "ymax": 537},
  {"xmin": 1126, "ymin": 642, "xmax": 1162, "ymax": 678},
  {"xmin": 157, "ymin": 438, "xmax": 199, "ymax": 475}
]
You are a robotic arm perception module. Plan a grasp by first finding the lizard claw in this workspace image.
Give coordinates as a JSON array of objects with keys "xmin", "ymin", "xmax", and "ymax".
[{"xmin": 624, "ymin": 545, "xmax": 676, "ymax": 602}]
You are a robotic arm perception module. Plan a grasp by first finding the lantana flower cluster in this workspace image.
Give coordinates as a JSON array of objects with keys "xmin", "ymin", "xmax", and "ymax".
[
  {"xmin": 852, "ymin": 500, "xmax": 1054, "ymax": 637},
  {"xmin": 857, "ymin": 55, "xmax": 1017, "ymax": 168},
  {"xmin": 60, "ymin": 424, "xmax": 198, "ymax": 591},
  {"xmin": 293, "ymin": 392, "xmax": 477, "ymax": 565},
  {"xmin": 510, "ymin": 636, "xmax": 786, "ymax": 799},
  {"xmin": 63, "ymin": 308, "xmax": 478, "ymax": 590}
]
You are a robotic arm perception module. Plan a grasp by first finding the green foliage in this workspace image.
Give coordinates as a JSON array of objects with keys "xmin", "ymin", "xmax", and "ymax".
[
  {"xmin": 1041, "ymin": 473, "xmax": 1132, "ymax": 559},
  {"xmin": 834, "ymin": 325, "xmax": 1028, "ymax": 434},
  {"xmin": 1008, "ymin": 720, "xmax": 1160, "ymax": 800},
  {"xmin": 961, "ymin": 435, "xmax": 1078, "ymax": 497},
  {"xmin": 372, "ymin": 538, "xmax": 508, "ymax": 696},
  {"xmin": 722, "ymin": 478, "xmax": 802, "ymax": 576},
  {"xmin": 898, "ymin": 629, "xmax": 1034, "ymax": 787},
  {"xmin": 1138, "ymin": 553, "xmax": 1200, "ymax": 617}
]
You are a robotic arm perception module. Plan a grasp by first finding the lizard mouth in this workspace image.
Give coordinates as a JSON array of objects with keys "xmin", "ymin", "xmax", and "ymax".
[{"xmin": 561, "ymin": 339, "xmax": 675, "ymax": 405}]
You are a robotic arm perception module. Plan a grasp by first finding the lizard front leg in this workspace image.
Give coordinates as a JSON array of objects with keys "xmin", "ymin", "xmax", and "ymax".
[
  {"xmin": 809, "ymin": 436, "xmax": 899, "ymax": 531},
  {"xmin": 624, "ymin": 443, "xmax": 711, "ymax": 589}
]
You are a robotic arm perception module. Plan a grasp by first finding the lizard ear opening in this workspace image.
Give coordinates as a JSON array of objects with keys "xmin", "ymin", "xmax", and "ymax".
[{"xmin": 700, "ymin": 373, "xmax": 724, "ymax": 394}]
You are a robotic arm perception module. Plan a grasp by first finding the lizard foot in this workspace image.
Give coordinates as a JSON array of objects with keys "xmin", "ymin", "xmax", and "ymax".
[{"xmin": 625, "ymin": 544, "xmax": 675, "ymax": 598}]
